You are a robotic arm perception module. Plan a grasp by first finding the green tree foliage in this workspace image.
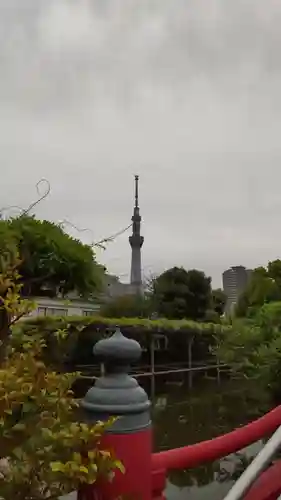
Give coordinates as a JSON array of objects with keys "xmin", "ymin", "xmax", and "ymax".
[
  {"xmin": 268, "ymin": 259, "xmax": 281, "ymax": 287},
  {"xmin": 151, "ymin": 267, "xmax": 212, "ymax": 320},
  {"xmin": 211, "ymin": 288, "xmax": 227, "ymax": 316},
  {"xmin": 0, "ymin": 216, "xmax": 105, "ymax": 362},
  {"xmin": 235, "ymin": 263, "xmax": 281, "ymax": 317},
  {"xmin": 0, "ymin": 215, "xmax": 105, "ymax": 298},
  {"xmin": 100, "ymin": 293, "xmax": 153, "ymax": 318},
  {"xmin": 215, "ymin": 301, "xmax": 281, "ymax": 401},
  {"xmin": 0, "ymin": 261, "xmax": 122, "ymax": 500}
]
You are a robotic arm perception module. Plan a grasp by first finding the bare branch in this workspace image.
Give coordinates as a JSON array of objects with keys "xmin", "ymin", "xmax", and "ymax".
[
  {"xmin": 58, "ymin": 220, "xmax": 89, "ymax": 233},
  {"xmin": 0, "ymin": 178, "xmax": 51, "ymax": 219},
  {"xmin": 59, "ymin": 219, "xmax": 133, "ymax": 249},
  {"xmin": 21, "ymin": 178, "xmax": 51, "ymax": 216},
  {"xmin": 93, "ymin": 223, "xmax": 132, "ymax": 247}
]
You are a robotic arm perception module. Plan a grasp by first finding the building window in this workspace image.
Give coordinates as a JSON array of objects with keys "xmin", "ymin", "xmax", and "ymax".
[
  {"xmin": 48, "ymin": 308, "xmax": 68, "ymax": 317},
  {"xmin": 37, "ymin": 307, "xmax": 67, "ymax": 317},
  {"xmin": 83, "ymin": 310, "xmax": 93, "ymax": 317},
  {"xmin": 37, "ymin": 307, "xmax": 47, "ymax": 316}
]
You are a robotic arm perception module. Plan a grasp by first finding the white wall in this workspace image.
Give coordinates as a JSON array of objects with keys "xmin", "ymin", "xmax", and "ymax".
[{"xmin": 27, "ymin": 297, "xmax": 100, "ymax": 318}]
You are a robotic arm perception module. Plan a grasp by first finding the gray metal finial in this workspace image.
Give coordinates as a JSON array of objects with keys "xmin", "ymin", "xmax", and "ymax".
[
  {"xmin": 81, "ymin": 328, "xmax": 151, "ymax": 433},
  {"xmin": 94, "ymin": 327, "xmax": 141, "ymax": 371}
]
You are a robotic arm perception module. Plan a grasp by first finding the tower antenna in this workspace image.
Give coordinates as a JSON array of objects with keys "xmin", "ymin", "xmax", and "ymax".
[
  {"xmin": 129, "ymin": 174, "xmax": 144, "ymax": 293},
  {"xmin": 134, "ymin": 174, "xmax": 139, "ymax": 208}
]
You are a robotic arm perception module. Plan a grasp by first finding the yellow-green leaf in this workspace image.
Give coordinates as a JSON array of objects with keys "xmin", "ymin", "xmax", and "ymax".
[
  {"xmin": 115, "ymin": 460, "xmax": 125, "ymax": 474},
  {"xmin": 50, "ymin": 461, "xmax": 65, "ymax": 473},
  {"xmin": 79, "ymin": 466, "xmax": 89, "ymax": 474}
]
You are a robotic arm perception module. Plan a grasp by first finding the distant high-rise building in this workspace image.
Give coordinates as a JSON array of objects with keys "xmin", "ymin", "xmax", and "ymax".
[
  {"xmin": 222, "ymin": 266, "xmax": 252, "ymax": 314},
  {"xmin": 129, "ymin": 175, "xmax": 144, "ymax": 294}
]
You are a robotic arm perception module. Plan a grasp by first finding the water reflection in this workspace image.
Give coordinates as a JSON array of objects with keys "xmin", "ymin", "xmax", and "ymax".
[
  {"xmin": 164, "ymin": 443, "xmax": 263, "ymax": 500},
  {"xmin": 166, "ymin": 478, "xmax": 231, "ymax": 500},
  {"xmin": 151, "ymin": 379, "xmax": 269, "ymax": 499}
]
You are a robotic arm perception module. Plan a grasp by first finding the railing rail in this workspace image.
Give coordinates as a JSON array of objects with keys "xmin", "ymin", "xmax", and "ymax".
[
  {"xmin": 130, "ymin": 363, "xmax": 228, "ymax": 378},
  {"xmin": 77, "ymin": 361, "xmax": 228, "ymax": 379},
  {"xmin": 223, "ymin": 425, "xmax": 281, "ymax": 500},
  {"xmin": 152, "ymin": 405, "xmax": 281, "ymax": 472},
  {"xmin": 74, "ymin": 359, "xmax": 223, "ymax": 372}
]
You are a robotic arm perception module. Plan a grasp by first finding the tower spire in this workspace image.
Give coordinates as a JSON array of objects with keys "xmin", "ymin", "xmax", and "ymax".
[
  {"xmin": 129, "ymin": 174, "xmax": 144, "ymax": 294},
  {"xmin": 134, "ymin": 174, "xmax": 139, "ymax": 208}
]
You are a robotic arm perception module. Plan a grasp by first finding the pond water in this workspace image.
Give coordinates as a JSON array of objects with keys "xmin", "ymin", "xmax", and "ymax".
[
  {"xmin": 151, "ymin": 377, "xmax": 269, "ymax": 499},
  {"xmin": 65, "ymin": 377, "xmax": 270, "ymax": 500}
]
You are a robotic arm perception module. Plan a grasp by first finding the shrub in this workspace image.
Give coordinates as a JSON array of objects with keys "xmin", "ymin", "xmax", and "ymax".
[
  {"xmin": 17, "ymin": 315, "xmax": 230, "ymax": 367},
  {"xmin": 0, "ymin": 261, "xmax": 123, "ymax": 500},
  {"xmin": 214, "ymin": 302, "xmax": 281, "ymax": 402},
  {"xmin": 100, "ymin": 294, "xmax": 152, "ymax": 318},
  {"xmin": 20, "ymin": 314, "xmax": 228, "ymax": 340}
]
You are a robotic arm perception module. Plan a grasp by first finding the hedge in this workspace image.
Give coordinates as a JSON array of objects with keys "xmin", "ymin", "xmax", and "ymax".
[
  {"xmin": 15, "ymin": 315, "xmax": 232, "ymax": 368},
  {"xmin": 19, "ymin": 314, "xmax": 231, "ymax": 337}
]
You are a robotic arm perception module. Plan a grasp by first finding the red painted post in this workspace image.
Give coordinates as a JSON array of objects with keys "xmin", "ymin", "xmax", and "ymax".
[
  {"xmin": 80, "ymin": 328, "xmax": 152, "ymax": 500},
  {"xmin": 151, "ymin": 468, "xmax": 166, "ymax": 500},
  {"xmin": 99, "ymin": 429, "xmax": 152, "ymax": 500}
]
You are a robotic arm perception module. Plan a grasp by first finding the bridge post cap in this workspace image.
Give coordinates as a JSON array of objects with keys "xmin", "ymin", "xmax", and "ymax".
[
  {"xmin": 94, "ymin": 327, "xmax": 141, "ymax": 365},
  {"xmin": 82, "ymin": 328, "xmax": 151, "ymax": 432}
]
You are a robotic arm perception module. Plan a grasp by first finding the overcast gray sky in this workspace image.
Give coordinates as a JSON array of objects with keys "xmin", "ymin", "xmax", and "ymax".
[{"xmin": 1, "ymin": 0, "xmax": 281, "ymax": 287}]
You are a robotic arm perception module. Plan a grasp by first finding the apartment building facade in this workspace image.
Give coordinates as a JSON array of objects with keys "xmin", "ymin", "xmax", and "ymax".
[{"xmin": 222, "ymin": 265, "xmax": 252, "ymax": 314}]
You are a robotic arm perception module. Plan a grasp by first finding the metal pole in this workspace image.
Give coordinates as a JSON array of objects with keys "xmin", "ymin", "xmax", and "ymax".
[
  {"xmin": 150, "ymin": 336, "xmax": 155, "ymax": 400},
  {"xmin": 188, "ymin": 336, "xmax": 194, "ymax": 390},
  {"xmin": 223, "ymin": 424, "xmax": 281, "ymax": 500},
  {"xmin": 217, "ymin": 362, "xmax": 221, "ymax": 384}
]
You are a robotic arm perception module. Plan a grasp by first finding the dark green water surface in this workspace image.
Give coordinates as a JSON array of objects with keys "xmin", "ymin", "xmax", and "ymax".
[{"xmin": 150, "ymin": 378, "xmax": 269, "ymax": 500}]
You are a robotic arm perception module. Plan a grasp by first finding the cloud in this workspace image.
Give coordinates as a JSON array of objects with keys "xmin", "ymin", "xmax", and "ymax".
[
  {"xmin": 38, "ymin": 0, "xmax": 107, "ymax": 54},
  {"xmin": 1, "ymin": 0, "xmax": 281, "ymax": 287}
]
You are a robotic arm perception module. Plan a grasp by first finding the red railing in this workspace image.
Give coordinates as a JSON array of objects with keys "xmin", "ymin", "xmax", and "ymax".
[
  {"xmin": 244, "ymin": 460, "xmax": 281, "ymax": 500},
  {"xmin": 152, "ymin": 405, "xmax": 281, "ymax": 472}
]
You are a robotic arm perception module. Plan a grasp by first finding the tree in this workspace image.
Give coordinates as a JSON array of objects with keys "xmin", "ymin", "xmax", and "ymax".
[
  {"xmin": 235, "ymin": 266, "xmax": 281, "ymax": 317},
  {"xmin": 268, "ymin": 259, "xmax": 281, "ymax": 287},
  {"xmin": 211, "ymin": 288, "xmax": 227, "ymax": 316},
  {"xmin": 0, "ymin": 215, "xmax": 105, "ymax": 362},
  {"xmin": 100, "ymin": 293, "xmax": 153, "ymax": 318},
  {"xmin": 151, "ymin": 267, "xmax": 212, "ymax": 320},
  {"xmin": 0, "ymin": 215, "xmax": 105, "ymax": 298},
  {"xmin": 214, "ymin": 301, "xmax": 281, "ymax": 403}
]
